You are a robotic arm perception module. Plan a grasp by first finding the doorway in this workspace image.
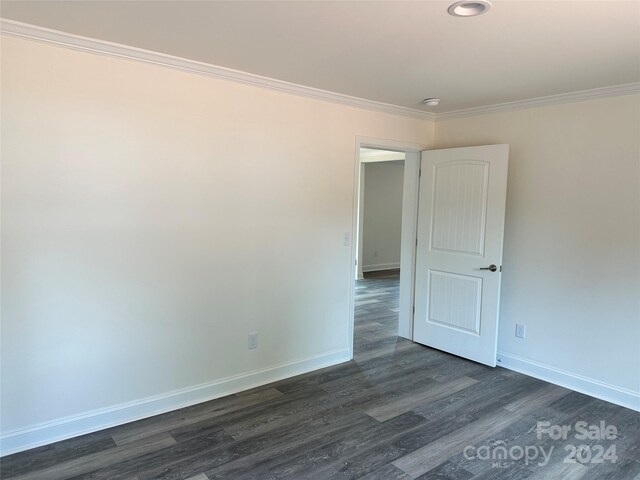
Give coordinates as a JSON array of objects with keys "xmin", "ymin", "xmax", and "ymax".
[
  {"xmin": 357, "ymin": 150, "xmax": 405, "ymax": 279},
  {"xmin": 348, "ymin": 138, "xmax": 509, "ymax": 366},
  {"xmin": 348, "ymin": 137, "xmax": 426, "ymax": 360},
  {"xmin": 353, "ymin": 149, "xmax": 405, "ymax": 359}
]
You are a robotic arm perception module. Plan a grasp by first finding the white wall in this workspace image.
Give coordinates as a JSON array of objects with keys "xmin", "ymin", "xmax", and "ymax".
[
  {"xmin": 362, "ymin": 161, "xmax": 405, "ymax": 272},
  {"xmin": 0, "ymin": 35, "xmax": 435, "ymax": 453},
  {"xmin": 435, "ymin": 95, "xmax": 640, "ymax": 406}
]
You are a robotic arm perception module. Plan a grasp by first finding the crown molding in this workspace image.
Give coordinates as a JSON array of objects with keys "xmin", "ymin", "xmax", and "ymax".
[
  {"xmin": 437, "ymin": 83, "xmax": 640, "ymax": 120},
  {"xmin": 0, "ymin": 19, "xmax": 436, "ymax": 121},
  {"xmin": 2, "ymin": 19, "xmax": 639, "ymax": 123}
]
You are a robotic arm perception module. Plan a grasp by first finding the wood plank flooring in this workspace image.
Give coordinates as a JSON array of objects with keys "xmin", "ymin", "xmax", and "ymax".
[{"xmin": 2, "ymin": 271, "xmax": 639, "ymax": 479}]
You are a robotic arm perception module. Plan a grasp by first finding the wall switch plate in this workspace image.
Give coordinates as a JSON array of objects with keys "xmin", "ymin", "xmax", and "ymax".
[
  {"xmin": 515, "ymin": 324, "xmax": 526, "ymax": 339},
  {"xmin": 248, "ymin": 332, "xmax": 258, "ymax": 349},
  {"xmin": 343, "ymin": 232, "xmax": 350, "ymax": 246}
]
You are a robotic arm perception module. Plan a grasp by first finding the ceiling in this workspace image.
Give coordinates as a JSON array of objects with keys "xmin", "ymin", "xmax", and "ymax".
[{"xmin": 2, "ymin": 1, "xmax": 639, "ymax": 113}]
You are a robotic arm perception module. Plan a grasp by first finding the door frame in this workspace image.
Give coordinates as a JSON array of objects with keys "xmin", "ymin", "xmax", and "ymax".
[{"xmin": 348, "ymin": 136, "xmax": 427, "ymax": 360}]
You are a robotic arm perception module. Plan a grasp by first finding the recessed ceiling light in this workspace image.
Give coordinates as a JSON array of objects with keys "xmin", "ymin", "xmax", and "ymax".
[
  {"xmin": 448, "ymin": 0, "xmax": 491, "ymax": 17},
  {"xmin": 423, "ymin": 98, "xmax": 441, "ymax": 106}
]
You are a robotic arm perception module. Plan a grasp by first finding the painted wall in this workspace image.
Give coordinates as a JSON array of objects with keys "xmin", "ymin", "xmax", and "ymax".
[
  {"xmin": 435, "ymin": 95, "xmax": 640, "ymax": 399},
  {"xmin": 362, "ymin": 162, "xmax": 405, "ymax": 272},
  {"xmin": 0, "ymin": 35, "xmax": 435, "ymax": 451}
]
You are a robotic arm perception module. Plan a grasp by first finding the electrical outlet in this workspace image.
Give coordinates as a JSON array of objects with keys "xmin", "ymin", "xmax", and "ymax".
[
  {"xmin": 248, "ymin": 332, "xmax": 258, "ymax": 349},
  {"xmin": 515, "ymin": 324, "xmax": 526, "ymax": 339}
]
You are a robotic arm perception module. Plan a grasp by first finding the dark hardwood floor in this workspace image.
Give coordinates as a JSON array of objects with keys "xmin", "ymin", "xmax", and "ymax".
[{"xmin": 2, "ymin": 271, "xmax": 639, "ymax": 479}]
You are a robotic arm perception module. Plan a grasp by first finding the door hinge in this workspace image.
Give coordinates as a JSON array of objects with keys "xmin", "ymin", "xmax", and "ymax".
[
  {"xmin": 419, "ymin": 169, "xmax": 422, "ymax": 177},
  {"xmin": 415, "ymin": 237, "xmax": 418, "ymax": 246},
  {"xmin": 413, "ymin": 305, "xmax": 415, "ymax": 315}
]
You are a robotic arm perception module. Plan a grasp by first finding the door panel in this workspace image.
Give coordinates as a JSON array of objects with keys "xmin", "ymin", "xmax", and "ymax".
[
  {"xmin": 427, "ymin": 269, "xmax": 482, "ymax": 335},
  {"xmin": 430, "ymin": 161, "xmax": 489, "ymax": 256},
  {"xmin": 413, "ymin": 145, "xmax": 508, "ymax": 367}
]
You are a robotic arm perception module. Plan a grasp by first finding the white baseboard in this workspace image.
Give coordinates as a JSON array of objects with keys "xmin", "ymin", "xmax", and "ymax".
[
  {"xmin": 0, "ymin": 349, "xmax": 350, "ymax": 457},
  {"xmin": 497, "ymin": 352, "xmax": 640, "ymax": 412},
  {"xmin": 362, "ymin": 262, "xmax": 400, "ymax": 273}
]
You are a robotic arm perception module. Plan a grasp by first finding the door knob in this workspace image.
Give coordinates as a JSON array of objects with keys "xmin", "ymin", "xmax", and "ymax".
[{"xmin": 479, "ymin": 264, "xmax": 498, "ymax": 272}]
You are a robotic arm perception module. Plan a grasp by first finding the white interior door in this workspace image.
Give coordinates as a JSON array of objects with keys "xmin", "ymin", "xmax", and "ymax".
[{"xmin": 413, "ymin": 145, "xmax": 509, "ymax": 367}]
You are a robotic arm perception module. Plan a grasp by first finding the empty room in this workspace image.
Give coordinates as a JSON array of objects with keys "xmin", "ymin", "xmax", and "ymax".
[{"xmin": 1, "ymin": 1, "xmax": 639, "ymax": 479}]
